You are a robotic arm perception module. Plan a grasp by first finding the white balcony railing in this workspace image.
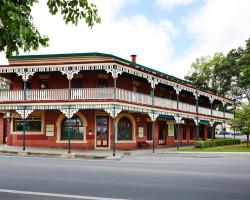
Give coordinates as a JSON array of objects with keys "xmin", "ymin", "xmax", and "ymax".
[
  {"xmin": 0, "ymin": 88, "xmax": 232, "ymax": 119},
  {"xmin": 26, "ymin": 89, "xmax": 68, "ymax": 101}
]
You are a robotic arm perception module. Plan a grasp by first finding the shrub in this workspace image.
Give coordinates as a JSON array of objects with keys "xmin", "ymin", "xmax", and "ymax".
[
  {"xmin": 195, "ymin": 139, "xmax": 241, "ymax": 148},
  {"xmin": 195, "ymin": 141, "xmax": 204, "ymax": 148}
]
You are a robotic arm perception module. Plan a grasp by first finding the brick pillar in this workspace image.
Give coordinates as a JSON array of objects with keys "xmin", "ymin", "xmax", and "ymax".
[{"xmin": 0, "ymin": 114, "xmax": 4, "ymax": 144}]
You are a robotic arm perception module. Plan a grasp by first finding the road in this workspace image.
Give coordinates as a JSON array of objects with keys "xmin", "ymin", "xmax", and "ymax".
[{"xmin": 0, "ymin": 153, "xmax": 250, "ymax": 200}]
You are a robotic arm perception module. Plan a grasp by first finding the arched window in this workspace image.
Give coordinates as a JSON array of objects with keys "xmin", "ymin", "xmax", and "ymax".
[
  {"xmin": 118, "ymin": 117, "xmax": 132, "ymax": 140},
  {"xmin": 61, "ymin": 115, "xmax": 84, "ymax": 140}
]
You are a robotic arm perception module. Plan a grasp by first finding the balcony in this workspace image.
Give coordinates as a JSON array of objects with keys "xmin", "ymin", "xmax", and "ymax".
[{"xmin": 0, "ymin": 88, "xmax": 233, "ymax": 119}]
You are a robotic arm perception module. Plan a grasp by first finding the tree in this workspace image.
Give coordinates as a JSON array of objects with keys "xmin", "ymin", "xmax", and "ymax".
[
  {"xmin": 184, "ymin": 53, "xmax": 225, "ymax": 94},
  {"xmin": 185, "ymin": 38, "xmax": 250, "ymax": 104},
  {"xmin": 0, "ymin": 0, "xmax": 101, "ymax": 58},
  {"xmin": 231, "ymin": 104, "xmax": 250, "ymax": 147}
]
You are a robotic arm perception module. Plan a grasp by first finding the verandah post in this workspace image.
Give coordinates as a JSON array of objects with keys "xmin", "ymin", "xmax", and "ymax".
[
  {"xmin": 195, "ymin": 91, "xmax": 199, "ymax": 141},
  {"xmin": 22, "ymin": 71, "xmax": 27, "ymax": 151}
]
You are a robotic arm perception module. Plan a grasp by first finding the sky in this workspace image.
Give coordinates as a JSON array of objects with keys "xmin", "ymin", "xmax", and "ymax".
[{"xmin": 1, "ymin": 0, "xmax": 250, "ymax": 79}]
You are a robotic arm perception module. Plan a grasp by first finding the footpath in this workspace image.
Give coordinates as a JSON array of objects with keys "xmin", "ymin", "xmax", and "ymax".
[{"xmin": 0, "ymin": 144, "xmax": 249, "ymax": 159}]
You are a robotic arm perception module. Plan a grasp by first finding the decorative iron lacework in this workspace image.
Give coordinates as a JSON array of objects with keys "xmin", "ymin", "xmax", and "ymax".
[
  {"xmin": 0, "ymin": 103, "xmax": 229, "ymax": 123},
  {"xmin": 0, "ymin": 62, "xmax": 233, "ymax": 104},
  {"xmin": 15, "ymin": 109, "xmax": 34, "ymax": 119}
]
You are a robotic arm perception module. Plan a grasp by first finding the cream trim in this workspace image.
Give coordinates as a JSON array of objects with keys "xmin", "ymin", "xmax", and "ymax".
[
  {"xmin": 56, "ymin": 112, "xmax": 87, "ymax": 143},
  {"xmin": 11, "ymin": 111, "xmax": 45, "ymax": 135},
  {"xmin": 115, "ymin": 113, "xmax": 136, "ymax": 143}
]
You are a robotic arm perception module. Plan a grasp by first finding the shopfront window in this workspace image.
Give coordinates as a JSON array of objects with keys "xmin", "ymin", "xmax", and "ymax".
[
  {"xmin": 183, "ymin": 125, "xmax": 187, "ymax": 140},
  {"xmin": 118, "ymin": 117, "xmax": 132, "ymax": 140},
  {"xmin": 13, "ymin": 117, "xmax": 41, "ymax": 132},
  {"xmin": 61, "ymin": 115, "xmax": 84, "ymax": 140},
  {"xmin": 190, "ymin": 126, "xmax": 194, "ymax": 140},
  {"xmin": 146, "ymin": 122, "xmax": 152, "ymax": 140}
]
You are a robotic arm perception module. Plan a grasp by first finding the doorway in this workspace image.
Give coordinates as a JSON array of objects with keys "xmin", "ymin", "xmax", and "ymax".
[
  {"xmin": 96, "ymin": 116, "xmax": 109, "ymax": 148},
  {"xmin": 158, "ymin": 121, "xmax": 167, "ymax": 145}
]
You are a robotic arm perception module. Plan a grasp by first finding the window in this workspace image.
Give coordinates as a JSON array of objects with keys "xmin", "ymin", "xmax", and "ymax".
[
  {"xmin": 174, "ymin": 124, "xmax": 178, "ymax": 140},
  {"xmin": 40, "ymin": 79, "xmax": 48, "ymax": 89},
  {"xmin": 61, "ymin": 115, "xmax": 84, "ymax": 140},
  {"xmin": 190, "ymin": 126, "xmax": 194, "ymax": 140},
  {"xmin": 118, "ymin": 117, "xmax": 132, "ymax": 140},
  {"xmin": 98, "ymin": 79, "xmax": 108, "ymax": 88},
  {"xmin": 146, "ymin": 122, "xmax": 152, "ymax": 140},
  {"xmin": 132, "ymin": 86, "xmax": 137, "ymax": 92},
  {"xmin": 13, "ymin": 117, "xmax": 41, "ymax": 132},
  {"xmin": 72, "ymin": 79, "xmax": 82, "ymax": 88},
  {"xmin": 183, "ymin": 125, "xmax": 186, "ymax": 140}
]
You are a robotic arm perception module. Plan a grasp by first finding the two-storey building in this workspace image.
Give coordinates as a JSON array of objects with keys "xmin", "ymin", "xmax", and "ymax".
[{"xmin": 0, "ymin": 53, "xmax": 234, "ymax": 153}]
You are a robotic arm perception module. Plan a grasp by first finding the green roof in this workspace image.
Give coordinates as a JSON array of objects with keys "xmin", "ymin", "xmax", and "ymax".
[{"xmin": 11, "ymin": 52, "xmax": 211, "ymax": 92}]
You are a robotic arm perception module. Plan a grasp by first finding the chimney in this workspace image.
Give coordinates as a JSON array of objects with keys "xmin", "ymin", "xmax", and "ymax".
[{"xmin": 131, "ymin": 54, "xmax": 137, "ymax": 63}]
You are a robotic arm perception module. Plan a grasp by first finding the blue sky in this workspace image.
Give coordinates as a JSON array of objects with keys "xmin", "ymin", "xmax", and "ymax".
[{"xmin": 1, "ymin": 0, "xmax": 250, "ymax": 79}]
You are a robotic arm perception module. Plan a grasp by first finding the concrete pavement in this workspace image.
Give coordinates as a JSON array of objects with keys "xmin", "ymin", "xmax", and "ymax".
[{"xmin": 1, "ymin": 144, "xmax": 250, "ymax": 160}]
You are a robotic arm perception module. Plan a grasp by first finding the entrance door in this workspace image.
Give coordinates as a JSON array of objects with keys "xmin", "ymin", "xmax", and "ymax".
[
  {"xmin": 96, "ymin": 116, "xmax": 109, "ymax": 148},
  {"xmin": 158, "ymin": 121, "xmax": 167, "ymax": 145}
]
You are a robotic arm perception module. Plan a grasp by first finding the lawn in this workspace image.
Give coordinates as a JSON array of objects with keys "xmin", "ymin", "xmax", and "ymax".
[{"xmin": 180, "ymin": 143, "xmax": 250, "ymax": 152}]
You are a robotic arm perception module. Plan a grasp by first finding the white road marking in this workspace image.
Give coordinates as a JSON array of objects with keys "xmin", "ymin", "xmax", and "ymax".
[{"xmin": 0, "ymin": 189, "xmax": 130, "ymax": 200}]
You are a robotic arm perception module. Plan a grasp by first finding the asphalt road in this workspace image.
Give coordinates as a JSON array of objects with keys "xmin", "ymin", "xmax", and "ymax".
[{"xmin": 0, "ymin": 153, "xmax": 250, "ymax": 200}]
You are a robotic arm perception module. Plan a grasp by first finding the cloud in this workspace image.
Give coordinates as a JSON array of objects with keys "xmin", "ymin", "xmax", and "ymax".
[
  {"xmin": 24, "ymin": 0, "xmax": 178, "ymax": 76},
  {"xmin": 171, "ymin": 0, "xmax": 250, "ymax": 77},
  {"xmin": 155, "ymin": 0, "xmax": 196, "ymax": 8}
]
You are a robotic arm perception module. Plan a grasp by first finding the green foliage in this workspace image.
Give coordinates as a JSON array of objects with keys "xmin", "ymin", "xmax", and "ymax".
[
  {"xmin": 0, "ymin": 0, "xmax": 101, "ymax": 58},
  {"xmin": 231, "ymin": 104, "xmax": 250, "ymax": 135},
  {"xmin": 195, "ymin": 139, "xmax": 241, "ymax": 148},
  {"xmin": 47, "ymin": 0, "xmax": 101, "ymax": 26},
  {"xmin": 185, "ymin": 38, "xmax": 250, "ymax": 104}
]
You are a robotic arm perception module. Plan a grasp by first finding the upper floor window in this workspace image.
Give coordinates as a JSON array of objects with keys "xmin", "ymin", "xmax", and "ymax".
[
  {"xmin": 72, "ymin": 79, "xmax": 82, "ymax": 88},
  {"xmin": 40, "ymin": 79, "xmax": 48, "ymax": 89},
  {"xmin": 98, "ymin": 79, "xmax": 108, "ymax": 88},
  {"xmin": 132, "ymin": 86, "xmax": 137, "ymax": 92}
]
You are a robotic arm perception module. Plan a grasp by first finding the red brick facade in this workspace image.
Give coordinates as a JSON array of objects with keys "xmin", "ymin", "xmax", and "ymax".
[{"xmin": 0, "ymin": 53, "xmax": 231, "ymax": 150}]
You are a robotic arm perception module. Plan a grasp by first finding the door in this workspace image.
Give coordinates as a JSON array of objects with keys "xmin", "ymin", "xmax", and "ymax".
[
  {"xmin": 96, "ymin": 116, "xmax": 109, "ymax": 148},
  {"xmin": 158, "ymin": 121, "xmax": 167, "ymax": 145}
]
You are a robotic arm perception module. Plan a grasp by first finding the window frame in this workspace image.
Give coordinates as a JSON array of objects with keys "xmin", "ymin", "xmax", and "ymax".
[{"xmin": 11, "ymin": 111, "xmax": 45, "ymax": 135}]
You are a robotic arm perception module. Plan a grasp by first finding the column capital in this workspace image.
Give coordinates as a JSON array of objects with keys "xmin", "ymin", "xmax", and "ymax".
[
  {"xmin": 194, "ymin": 91, "xmax": 200, "ymax": 100},
  {"xmin": 61, "ymin": 70, "xmax": 80, "ymax": 80},
  {"xmin": 173, "ymin": 85, "xmax": 182, "ymax": 95},
  {"xmin": 104, "ymin": 106, "xmax": 122, "ymax": 118},
  {"xmin": 60, "ymin": 108, "xmax": 79, "ymax": 118},
  {"xmin": 105, "ymin": 68, "xmax": 123, "ymax": 79},
  {"xmin": 16, "ymin": 109, "xmax": 33, "ymax": 119},
  {"xmin": 148, "ymin": 78, "xmax": 159, "ymax": 89},
  {"xmin": 148, "ymin": 111, "xmax": 159, "ymax": 122},
  {"xmin": 17, "ymin": 71, "xmax": 35, "ymax": 82}
]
